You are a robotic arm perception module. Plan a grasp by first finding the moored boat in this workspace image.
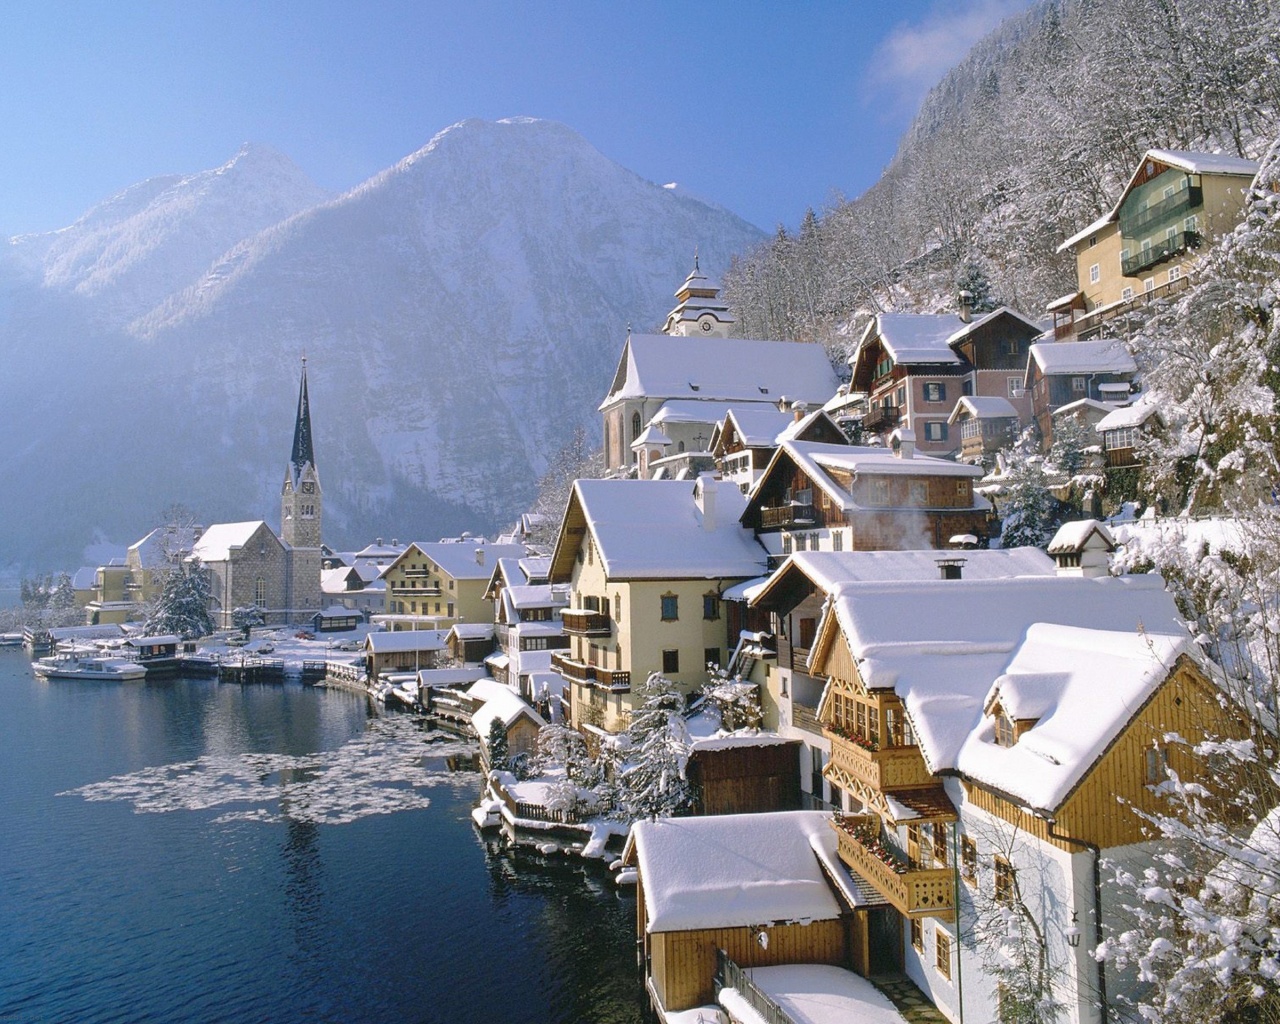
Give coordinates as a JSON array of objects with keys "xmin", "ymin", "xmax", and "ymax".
[{"xmin": 32, "ymin": 655, "xmax": 147, "ymax": 681}]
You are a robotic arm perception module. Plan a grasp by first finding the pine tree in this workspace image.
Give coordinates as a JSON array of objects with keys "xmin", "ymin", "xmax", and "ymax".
[
  {"xmin": 617, "ymin": 674, "xmax": 696, "ymax": 821},
  {"xmin": 145, "ymin": 559, "xmax": 214, "ymax": 639},
  {"xmin": 486, "ymin": 717, "xmax": 509, "ymax": 773},
  {"xmin": 997, "ymin": 436, "xmax": 1063, "ymax": 549},
  {"xmin": 50, "ymin": 573, "xmax": 76, "ymax": 610}
]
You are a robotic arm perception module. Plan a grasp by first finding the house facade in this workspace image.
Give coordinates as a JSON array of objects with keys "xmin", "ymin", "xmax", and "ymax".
[
  {"xmin": 1052, "ymin": 148, "xmax": 1259, "ymax": 341},
  {"xmin": 376, "ymin": 540, "xmax": 527, "ymax": 632}
]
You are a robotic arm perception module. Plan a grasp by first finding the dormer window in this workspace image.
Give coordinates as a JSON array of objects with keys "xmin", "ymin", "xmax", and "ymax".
[{"xmin": 994, "ymin": 710, "xmax": 1016, "ymax": 748}]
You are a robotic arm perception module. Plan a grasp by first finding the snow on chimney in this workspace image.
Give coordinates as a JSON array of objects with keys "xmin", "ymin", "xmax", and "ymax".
[
  {"xmin": 791, "ymin": 400, "xmax": 809, "ymax": 423},
  {"xmin": 475, "ymin": 547, "xmax": 485, "ymax": 566},
  {"xmin": 695, "ymin": 472, "xmax": 718, "ymax": 531},
  {"xmin": 936, "ymin": 557, "xmax": 965, "ymax": 580},
  {"xmin": 958, "ymin": 289, "xmax": 974, "ymax": 323},
  {"xmin": 890, "ymin": 427, "xmax": 916, "ymax": 460}
]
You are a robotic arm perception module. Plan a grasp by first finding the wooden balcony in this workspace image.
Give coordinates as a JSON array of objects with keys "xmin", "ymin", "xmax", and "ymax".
[
  {"xmin": 390, "ymin": 585, "xmax": 442, "ymax": 598},
  {"xmin": 864, "ymin": 405, "xmax": 900, "ymax": 432},
  {"xmin": 760, "ymin": 504, "xmax": 817, "ymax": 529},
  {"xmin": 551, "ymin": 651, "xmax": 594, "ymax": 682},
  {"xmin": 562, "ymin": 609, "xmax": 612, "ymax": 636},
  {"xmin": 831, "ymin": 815, "xmax": 955, "ymax": 921},
  {"xmin": 825, "ymin": 730, "xmax": 934, "ymax": 791},
  {"xmin": 594, "ymin": 666, "xmax": 631, "ymax": 691}
]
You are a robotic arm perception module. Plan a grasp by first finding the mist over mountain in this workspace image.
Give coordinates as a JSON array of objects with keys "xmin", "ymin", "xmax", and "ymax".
[{"xmin": 0, "ymin": 118, "xmax": 764, "ymax": 568}]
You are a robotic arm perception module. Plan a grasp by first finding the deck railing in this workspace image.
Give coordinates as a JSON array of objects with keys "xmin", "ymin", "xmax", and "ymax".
[
  {"xmin": 825, "ymin": 729, "xmax": 932, "ymax": 790},
  {"xmin": 714, "ymin": 949, "xmax": 796, "ymax": 1024},
  {"xmin": 760, "ymin": 504, "xmax": 816, "ymax": 529},
  {"xmin": 831, "ymin": 815, "xmax": 954, "ymax": 921}
]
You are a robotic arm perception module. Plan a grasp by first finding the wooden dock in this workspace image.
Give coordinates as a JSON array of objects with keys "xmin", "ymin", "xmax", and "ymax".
[{"xmin": 216, "ymin": 656, "xmax": 286, "ymax": 684}]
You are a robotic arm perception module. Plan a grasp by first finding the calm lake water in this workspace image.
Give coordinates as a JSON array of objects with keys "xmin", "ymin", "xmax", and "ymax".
[{"xmin": 0, "ymin": 651, "xmax": 644, "ymax": 1024}]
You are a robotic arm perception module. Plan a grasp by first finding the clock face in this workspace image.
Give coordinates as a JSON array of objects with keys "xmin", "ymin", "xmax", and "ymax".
[
  {"xmin": 700, "ymin": 319, "xmax": 713, "ymax": 332},
  {"xmin": 302, "ymin": 482, "xmax": 315, "ymax": 494}
]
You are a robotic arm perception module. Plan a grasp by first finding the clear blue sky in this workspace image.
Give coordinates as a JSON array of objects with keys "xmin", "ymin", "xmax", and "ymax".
[{"xmin": 0, "ymin": 0, "xmax": 1029, "ymax": 237}]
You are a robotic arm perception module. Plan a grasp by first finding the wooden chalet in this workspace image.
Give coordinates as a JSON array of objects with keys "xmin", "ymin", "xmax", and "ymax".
[
  {"xmin": 711, "ymin": 404, "xmax": 848, "ymax": 495},
  {"xmin": 1024, "ymin": 338, "xmax": 1137, "ymax": 444}
]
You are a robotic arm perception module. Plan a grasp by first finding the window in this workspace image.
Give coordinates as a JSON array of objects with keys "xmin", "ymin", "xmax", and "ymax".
[
  {"xmin": 662, "ymin": 649, "xmax": 680, "ymax": 675},
  {"xmin": 994, "ymin": 856, "xmax": 1016, "ymax": 904},
  {"xmin": 1145, "ymin": 745, "xmax": 1170, "ymax": 785},
  {"xmin": 1120, "ymin": 247, "xmax": 1130, "ymax": 268},
  {"xmin": 931, "ymin": 824, "xmax": 948, "ymax": 868},
  {"xmin": 1184, "ymin": 215, "xmax": 1198, "ymax": 233},
  {"xmin": 631, "ymin": 412, "xmax": 642, "ymax": 440},
  {"xmin": 923, "ymin": 421, "xmax": 948, "ymax": 442},
  {"xmin": 994, "ymin": 711, "xmax": 1016, "ymax": 748},
  {"xmin": 924, "ymin": 381, "xmax": 946, "ymax": 403},
  {"xmin": 1007, "ymin": 376, "xmax": 1022, "ymax": 398},
  {"xmin": 895, "ymin": 385, "xmax": 907, "ymax": 408},
  {"xmin": 798, "ymin": 617, "xmax": 817, "ymax": 649},
  {"xmin": 703, "ymin": 594, "xmax": 720, "ymax": 620},
  {"xmin": 961, "ymin": 835, "xmax": 977, "ymax": 884},
  {"xmin": 935, "ymin": 930, "xmax": 952, "ymax": 980},
  {"xmin": 911, "ymin": 918, "xmax": 923, "ymax": 952},
  {"xmin": 660, "ymin": 594, "xmax": 678, "ymax": 621},
  {"xmin": 1169, "ymin": 265, "xmax": 1181, "ymax": 282},
  {"xmin": 832, "ymin": 531, "xmax": 843, "ymax": 551},
  {"xmin": 255, "ymin": 577, "xmax": 266, "ymax": 607},
  {"xmin": 704, "ymin": 647, "xmax": 720, "ymax": 670},
  {"xmin": 868, "ymin": 478, "xmax": 890, "ymax": 505},
  {"xmin": 1089, "ymin": 263, "xmax": 1100, "ymax": 284},
  {"xmin": 1144, "ymin": 278, "xmax": 1155, "ymax": 294},
  {"xmin": 1121, "ymin": 286, "xmax": 1134, "ymax": 301},
  {"xmin": 781, "ymin": 534, "xmax": 793, "ymax": 555},
  {"xmin": 1004, "ymin": 339, "xmax": 1020, "ymax": 356},
  {"xmin": 794, "ymin": 532, "xmax": 807, "ymax": 552},
  {"xmin": 447, "ymin": 603, "xmax": 454, "ymax": 617},
  {"xmin": 909, "ymin": 481, "xmax": 928, "ymax": 506}
]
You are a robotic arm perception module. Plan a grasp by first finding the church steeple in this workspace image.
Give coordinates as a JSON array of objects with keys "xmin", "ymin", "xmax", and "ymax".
[
  {"xmin": 289, "ymin": 357, "xmax": 316, "ymax": 485},
  {"xmin": 282, "ymin": 357, "xmax": 321, "ymax": 551},
  {"xmin": 662, "ymin": 252, "xmax": 735, "ymax": 337}
]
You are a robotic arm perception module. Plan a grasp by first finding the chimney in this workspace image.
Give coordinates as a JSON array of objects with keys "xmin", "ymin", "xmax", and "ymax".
[
  {"xmin": 936, "ymin": 557, "xmax": 965, "ymax": 580},
  {"xmin": 791, "ymin": 400, "xmax": 809, "ymax": 423},
  {"xmin": 891, "ymin": 427, "xmax": 916, "ymax": 460},
  {"xmin": 776, "ymin": 395, "xmax": 791, "ymax": 413},
  {"xmin": 475, "ymin": 547, "xmax": 485, "ymax": 567},
  {"xmin": 695, "ymin": 472, "xmax": 717, "ymax": 531},
  {"xmin": 958, "ymin": 289, "xmax": 974, "ymax": 323}
]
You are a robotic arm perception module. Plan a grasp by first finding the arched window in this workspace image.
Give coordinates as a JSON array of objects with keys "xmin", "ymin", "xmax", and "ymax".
[{"xmin": 631, "ymin": 412, "xmax": 642, "ymax": 440}]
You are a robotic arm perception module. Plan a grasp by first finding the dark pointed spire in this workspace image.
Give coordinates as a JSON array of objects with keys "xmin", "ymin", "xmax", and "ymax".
[{"xmin": 290, "ymin": 357, "xmax": 314, "ymax": 481}]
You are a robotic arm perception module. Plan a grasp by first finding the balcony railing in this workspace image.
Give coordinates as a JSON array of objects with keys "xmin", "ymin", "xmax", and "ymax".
[
  {"xmin": 562, "ymin": 609, "xmax": 612, "ymax": 636},
  {"xmin": 1118, "ymin": 185, "xmax": 1200, "ymax": 237},
  {"xmin": 864, "ymin": 405, "xmax": 900, "ymax": 432},
  {"xmin": 791, "ymin": 700, "xmax": 821, "ymax": 735},
  {"xmin": 390, "ymin": 585, "xmax": 442, "ymax": 598},
  {"xmin": 549, "ymin": 652, "xmax": 630, "ymax": 691},
  {"xmin": 1122, "ymin": 230, "xmax": 1200, "ymax": 276},
  {"xmin": 714, "ymin": 949, "xmax": 796, "ymax": 1024},
  {"xmin": 760, "ymin": 504, "xmax": 816, "ymax": 529},
  {"xmin": 825, "ymin": 729, "xmax": 933, "ymax": 791},
  {"xmin": 400, "ymin": 568, "xmax": 430, "ymax": 578},
  {"xmin": 831, "ymin": 815, "xmax": 955, "ymax": 921}
]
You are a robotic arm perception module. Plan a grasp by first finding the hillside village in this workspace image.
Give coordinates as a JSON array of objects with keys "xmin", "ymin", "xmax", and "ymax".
[{"xmin": 16, "ymin": 139, "xmax": 1280, "ymax": 1024}]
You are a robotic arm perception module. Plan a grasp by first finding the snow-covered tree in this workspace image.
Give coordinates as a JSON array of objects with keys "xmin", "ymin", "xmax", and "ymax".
[
  {"xmin": 997, "ymin": 436, "xmax": 1064, "ymax": 549},
  {"xmin": 49, "ymin": 573, "xmax": 76, "ymax": 611},
  {"xmin": 145, "ymin": 559, "xmax": 214, "ymax": 639},
  {"xmin": 232, "ymin": 604, "xmax": 265, "ymax": 639},
  {"xmin": 616, "ymin": 674, "xmax": 696, "ymax": 821},
  {"xmin": 485, "ymin": 717, "xmax": 510, "ymax": 773}
]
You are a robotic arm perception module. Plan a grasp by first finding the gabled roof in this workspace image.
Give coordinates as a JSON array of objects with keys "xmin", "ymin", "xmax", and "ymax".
[
  {"xmin": 625, "ymin": 811, "xmax": 849, "ymax": 932},
  {"xmin": 382, "ymin": 541, "xmax": 529, "ymax": 582},
  {"xmin": 1047, "ymin": 519, "xmax": 1116, "ymax": 555},
  {"xmin": 947, "ymin": 395, "xmax": 1019, "ymax": 424},
  {"xmin": 945, "ymin": 305, "xmax": 1045, "ymax": 350},
  {"xmin": 191, "ymin": 521, "xmax": 275, "ymax": 563},
  {"xmin": 1096, "ymin": 396, "xmax": 1163, "ymax": 432},
  {"xmin": 1028, "ymin": 338, "xmax": 1137, "ymax": 377},
  {"xmin": 1052, "ymin": 397, "xmax": 1116, "ymax": 420},
  {"xmin": 472, "ymin": 689, "xmax": 545, "ymax": 740},
  {"xmin": 365, "ymin": 628, "xmax": 448, "ymax": 654},
  {"xmin": 811, "ymin": 573, "xmax": 1192, "ymax": 813},
  {"xmin": 1059, "ymin": 147, "xmax": 1261, "ymax": 251},
  {"xmin": 599, "ymin": 333, "xmax": 838, "ymax": 410},
  {"xmin": 549, "ymin": 478, "xmax": 767, "ymax": 582},
  {"xmin": 130, "ymin": 525, "xmax": 201, "ymax": 569},
  {"xmin": 749, "ymin": 547, "xmax": 1056, "ymax": 610},
  {"xmin": 854, "ymin": 313, "xmax": 966, "ymax": 369}
]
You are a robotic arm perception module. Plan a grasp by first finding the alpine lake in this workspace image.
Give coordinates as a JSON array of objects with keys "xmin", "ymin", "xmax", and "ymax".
[{"xmin": 0, "ymin": 650, "xmax": 646, "ymax": 1024}]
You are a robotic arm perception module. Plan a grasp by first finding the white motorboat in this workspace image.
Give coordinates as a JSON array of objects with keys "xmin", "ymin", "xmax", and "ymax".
[{"xmin": 32, "ymin": 655, "xmax": 147, "ymax": 681}]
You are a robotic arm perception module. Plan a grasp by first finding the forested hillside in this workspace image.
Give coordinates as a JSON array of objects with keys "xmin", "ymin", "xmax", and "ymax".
[{"xmin": 725, "ymin": 0, "xmax": 1280, "ymax": 356}]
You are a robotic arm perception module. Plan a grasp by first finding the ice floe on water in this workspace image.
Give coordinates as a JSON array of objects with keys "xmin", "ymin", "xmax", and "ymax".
[{"xmin": 60, "ymin": 715, "xmax": 478, "ymax": 825}]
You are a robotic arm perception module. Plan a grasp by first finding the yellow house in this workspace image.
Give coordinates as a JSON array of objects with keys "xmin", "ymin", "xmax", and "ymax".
[
  {"xmin": 376, "ymin": 540, "xmax": 527, "ymax": 632},
  {"xmin": 548, "ymin": 475, "xmax": 768, "ymax": 734},
  {"xmin": 1051, "ymin": 148, "xmax": 1259, "ymax": 340},
  {"xmin": 85, "ymin": 524, "xmax": 201, "ymax": 625},
  {"xmin": 805, "ymin": 566, "xmax": 1249, "ymax": 1023}
]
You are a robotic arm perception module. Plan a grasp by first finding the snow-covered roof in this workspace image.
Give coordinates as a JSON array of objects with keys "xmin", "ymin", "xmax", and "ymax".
[
  {"xmin": 558, "ymin": 478, "xmax": 767, "ymax": 581},
  {"xmin": 472, "ymin": 689, "xmax": 544, "ymax": 739},
  {"xmin": 632, "ymin": 425, "xmax": 672, "ymax": 448},
  {"xmin": 126, "ymin": 634, "xmax": 181, "ymax": 647},
  {"xmin": 649, "ymin": 399, "xmax": 745, "ymax": 426},
  {"xmin": 726, "ymin": 965, "xmax": 905, "ymax": 1024},
  {"xmin": 1029, "ymin": 338, "xmax": 1137, "ymax": 376},
  {"xmin": 857, "ymin": 313, "xmax": 966, "ymax": 366},
  {"xmin": 505, "ymin": 584, "xmax": 569, "ymax": 611},
  {"xmin": 721, "ymin": 406, "xmax": 798, "ymax": 447},
  {"xmin": 1047, "ymin": 520, "xmax": 1116, "ymax": 555},
  {"xmin": 467, "ymin": 677, "xmax": 516, "ymax": 704},
  {"xmin": 775, "ymin": 407, "xmax": 841, "ymax": 443},
  {"xmin": 191, "ymin": 521, "xmax": 272, "ymax": 562},
  {"xmin": 1052, "ymin": 397, "xmax": 1116, "ymax": 419},
  {"xmin": 72, "ymin": 566, "xmax": 98, "ymax": 590},
  {"xmin": 627, "ymin": 811, "xmax": 847, "ymax": 932},
  {"xmin": 600, "ymin": 333, "xmax": 838, "ymax": 410},
  {"xmin": 820, "ymin": 573, "xmax": 1193, "ymax": 812},
  {"xmin": 752, "ymin": 548, "xmax": 1056, "ymax": 607},
  {"xmin": 416, "ymin": 666, "xmax": 488, "ymax": 687},
  {"xmin": 365, "ymin": 628, "xmax": 448, "ymax": 653},
  {"xmin": 947, "ymin": 395, "xmax": 1019, "ymax": 424},
  {"xmin": 1097, "ymin": 396, "xmax": 1162, "ymax": 431},
  {"xmin": 390, "ymin": 541, "xmax": 529, "ymax": 581},
  {"xmin": 354, "ymin": 540, "xmax": 408, "ymax": 559},
  {"xmin": 448, "ymin": 623, "xmax": 494, "ymax": 641},
  {"xmin": 130, "ymin": 525, "xmax": 201, "ymax": 569},
  {"xmin": 946, "ymin": 305, "xmax": 1045, "ymax": 348}
]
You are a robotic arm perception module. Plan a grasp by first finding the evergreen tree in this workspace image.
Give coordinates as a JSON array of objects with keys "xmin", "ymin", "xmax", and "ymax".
[
  {"xmin": 49, "ymin": 573, "xmax": 76, "ymax": 611},
  {"xmin": 955, "ymin": 259, "xmax": 1001, "ymax": 313},
  {"xmin": 486, "ymin": 717, "xmax": 509, "ymax": 773},
  {"xmin": 617, "ymin": 674, "xmax": 696, "ymax": 821},
  {"xmin": 998, "ymin": 437, "xmax": 1063, "ymax": 549},
  {"xmin": 145, "ymin": 559, "xmax": 214, "ymax": 639}
]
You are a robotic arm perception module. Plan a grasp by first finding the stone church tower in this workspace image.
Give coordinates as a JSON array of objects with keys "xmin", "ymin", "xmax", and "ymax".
[{"xmin": 281, "ymin": 359, "xmax": 323, "ymax": 619}]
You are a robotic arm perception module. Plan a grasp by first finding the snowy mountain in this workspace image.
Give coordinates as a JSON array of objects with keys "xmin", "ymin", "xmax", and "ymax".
[{"xmin": 0, "ymin": 118, "xmax": 764, "ymax": 566}]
